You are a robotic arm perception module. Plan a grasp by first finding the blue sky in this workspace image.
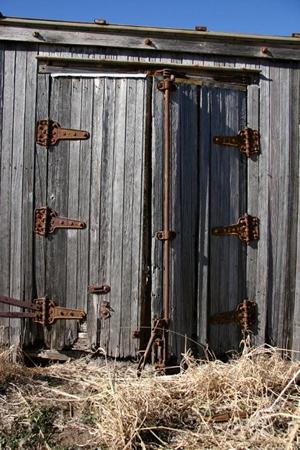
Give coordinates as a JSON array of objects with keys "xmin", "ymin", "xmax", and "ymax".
[{"xmin": 1, "ymin": 0, "xmax": 300, "ymax": 36}]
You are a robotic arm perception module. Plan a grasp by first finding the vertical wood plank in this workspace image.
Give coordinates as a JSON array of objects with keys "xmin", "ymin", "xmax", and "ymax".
[
  {"xmin": 246, "ymin": 84, "xmax": 260, "ymax": 302},
  {"xmin": 46, "ymin": 77, "xmax": 71, "ymax": 350},
  {"xmin": 197, "ymin": 86, "xmax": 211, "ymax": 349},
  {"xmin": 88, "ymin": 77, "xmax": 104, "ymax": 348},
  {"xmin": 21, "ymin": 48, "xmax": 38, "ymax": 347},
  {"xmin": 293, "ymin": 126, "xmax": 300, "ymax": 358},
  {"xmin": 76, "ymin": 78, "xmax": 93, "ymax": 327},
  {"xmin": 99, "ymin": 78, "xmax": 116, "ymax": 354},
  {"xmin": 267, "ymin": 66, "xmax": 291, "ymax": 348},
  {"xmin": 209, "ymin": 87, "xmax": 247, "ymax": 355},
  {"xmin": 252, "ymin": 63, "xmax": 270, "ymax": 346},
  {"xmin": 0, "ymin": 46, "xmax": 13, "ymax": 345},
  {"xmin": 169, "ymin": 82, "xmax": 199, "ymax": 358},
  {"xmin": 108, "ymin": 78, "xmax": 127, "ymax": 357},
  {"xmin": 290, "ymin": 68, "xmax": 300, "ymax": 357}
]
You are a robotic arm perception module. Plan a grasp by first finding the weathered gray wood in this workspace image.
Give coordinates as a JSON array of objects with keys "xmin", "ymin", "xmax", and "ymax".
[
  {"xmin": 65, "ymin": 78, "xmax": 83, "ymax": 346},
  {"xmin": 46, "ymin": 77, "xmax": 72, "ymax": 350},
  {"xmin": 0, "ymin": 47, "xmax": 15, "ymax": 346},
  {"xmin": 1, "ymin": 23, "xmax": 300, "ymax": 61},
  {"xmin": 98, "ymin": 78, "xmax": 116, "ymax": 354},
  {"xmin": 88, "ymin": 77, "xmax": 104, "ymax": 348},
  {"xmin": 34, "ymin": 73, "xmax": 50, "ymax": 349},
  {"xmin": 290, "ymin": 69, "xmax": 300, "ymax": 358},
  {"xmin": 293, "ymin": 125, "xmax": 300, "ymax": 358},
  {"xmin": 267, "ymin": 66, "xmax": 291, "ymax": 349},
  {"xmin": 21, "ymin": 48, "xmax": 38, "ymax": 347},
  {"xmin": 209, "ymin": 87, "xmax": 247, "ymax": 355},
  {"xmin": 246, "ymin": 84, "xmax": 259, "ymax": 303},
  {"xmin": 169, "ymin": 83, "xmax": 199, "ymax": 358},
  {"xmin": 9, "ymin": 47, "xmax": 27, "ymax": 347},
  {"xmin": 76, "ymin": 78, "xmax": 93, "ymax": 343},
  {"xmin": 197, "ymin": 86, "xmax": 211, "ymax": 349}
]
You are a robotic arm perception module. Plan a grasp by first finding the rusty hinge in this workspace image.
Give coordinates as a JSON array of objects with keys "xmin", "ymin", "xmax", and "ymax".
[
  {"xmin": 210, "ymin": 300, "xmax": 257, "ymax": 332},
  {"xmin": 0, "ymin": 295, "xmax": 86, "ymax": 326},
  {"xmin": 34, "ymin": 207, "xmax": 86, "ymax": 236},
  {"xmin": 36, "ymin": 120, "xmax": 90, "ymax": 147},
  {"xmin": 213, "ymin": 128, "xmax": 260, "ymax": 158},
  {"xmin": 88, "ymin": 284, "xmax": 111, "ymax": 295},
  {"xmin": 212, "ymin": 213, "xmax": 259, "ymax": 245},
  {"xmin": 155, "ymin": 230, "xmax": 176, "ymax": 241},
  {"xmin": 99, "ymin": 301, "xmax": 114, "ymax": 320}
]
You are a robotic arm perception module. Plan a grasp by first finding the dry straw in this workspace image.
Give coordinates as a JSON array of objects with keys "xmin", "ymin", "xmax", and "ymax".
[{"xmin": 0, "ymin": 345, "xmax": 299, "ymax": 449}]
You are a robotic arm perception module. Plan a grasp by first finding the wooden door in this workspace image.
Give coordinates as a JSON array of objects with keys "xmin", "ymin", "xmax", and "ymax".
[
  {"xmin": 34, "ymin": 74, "xmax": 150, "ymax": 356},
  {"xmin": 152, "ymin": 79, "xmax": 248, "ymax": 360}
]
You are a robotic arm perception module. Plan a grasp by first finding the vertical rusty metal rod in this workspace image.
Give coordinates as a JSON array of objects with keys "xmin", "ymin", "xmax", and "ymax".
[{"xmin": 158, "ymin": 70, "xmax": 175, "ymax": 366}]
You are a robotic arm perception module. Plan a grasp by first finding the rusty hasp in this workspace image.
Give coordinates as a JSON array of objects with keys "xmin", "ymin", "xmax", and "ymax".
[
  {"xmin": 210, "ymin": 300, "xmax": 257, "ymax": 332},
  {"xmin": 87, "ymin": 284, "xmax": 111, "ymax": 295},
  {"xmin": 34, "ymin": 206, "xmax": 86, "ymax": 236},
  {"xmin": 213, "ymin": 127, "xmax": 260, "ymax": 158},
  {"xmin": 36, "ymin": 119, "xmax": 90, "ymax": 147},
  {"xmin": 212, "ymin": 213, "xmax": 259, "ymax": 245},
  {"xmin": 0, "ymin": 295, "xmax": 86, "ymax": 326}
]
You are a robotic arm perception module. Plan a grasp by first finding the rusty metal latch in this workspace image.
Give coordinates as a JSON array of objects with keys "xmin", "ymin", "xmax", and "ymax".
[
  {"xmin": 36, "ymin": 119, "xmax": 90, "ymax": 147},
  {"xmin": 212, "ymin": 213, "xmax": 259, "ymax": 245},
  {"xmin": 210, "ymin": 300, "xmax": 257, "ymax": 331},
  {"xmin": 100, "ymin": 301, "xmax": 114, "ymax": 320},
  {"xmin": 88, "ymin": 285, "xmax": 111, "ymax": 295},
  {"xmin": 213, "ymin": 127, "xmax": 260, "ymax": 158},
  {"xmin": 34, "ymin": 207, "xmax": 86, "ymax": 236},
  {"xmin": 0, "ymin": 295, "xmax": 86, "ymax": 326}
]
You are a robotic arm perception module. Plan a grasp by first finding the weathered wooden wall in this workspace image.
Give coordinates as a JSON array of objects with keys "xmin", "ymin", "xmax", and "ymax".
[{"xmin": 0, "ymin": 36, "xmax": 299, "ymax": 358}]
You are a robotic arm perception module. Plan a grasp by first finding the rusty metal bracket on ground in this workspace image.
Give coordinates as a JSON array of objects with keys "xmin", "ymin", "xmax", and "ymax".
[
  {"xmin": 36, "ymin": 119, "xmax": 90, "ymax": 147},
  {"xmin": 0, "ymin": 295, "xmax": 86, "ymax": 327},
  {"xmin": 137, "ymin": 318, "xmax": 168, "ymax": 376},
  {"xmin": 212, "ymin": 213, "xmax": 259, "ymax": 245},
  {"xmin": 213, "ymin": 127, "xmax": 260, "ymax": 158},
  {"xmin": 210, "ymin": 300, "xmax": 257, "ymax": 332},
  {"xmin": 34, "ymin": 206, "xmax": 86, "ymax": 236}
]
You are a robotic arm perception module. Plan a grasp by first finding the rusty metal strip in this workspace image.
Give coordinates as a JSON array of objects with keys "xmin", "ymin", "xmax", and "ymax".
[
  {"xmin": 36, "ymin": 119, "xmax": 90, "ymax": 147},
  {"xmin": 210, "ymin": 300, "xmax": 257, "ymax": 331},
  {"xmin": 212, "ymin": 213, "xmax": 259, "ymax": 245},
  {"xmin": 34, "ymin": 207, "xmax": 86, "ymax": 236},
  {"xmin": 0, "ymin": 295, "xmax": 37, "ymax": 310},
  {"xmin": 213, "ymin": 127, "xmax": 260, "ymax": 158}
]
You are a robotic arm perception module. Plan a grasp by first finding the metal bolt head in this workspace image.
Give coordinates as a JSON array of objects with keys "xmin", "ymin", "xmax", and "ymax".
[
  {"xmin": 195, "ymin": 25, "xmax": 207, "ymax": 32},
  {"xmin": 94, "ymin": 18, "xmax": 107, "ymax": 25}
]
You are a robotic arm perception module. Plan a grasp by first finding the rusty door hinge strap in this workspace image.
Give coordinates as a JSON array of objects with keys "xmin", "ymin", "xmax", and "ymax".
[
  {"xmin": 36, "ymin": 120, "xmax": 90, "ymax": 147},
  {"xmin": 34, "ymin": 207, "xmax": 86, "ymax": 236},
  {"xmin": 213, "ymin": 127, "xmax": 260, "ymax": 157},
  {"xmin": 212, "ymin": 213, "xmax": 259, "ymax": 245},
  {"xmin": 210, "ymin": 300, "xmax": 257, "ymax": 331},
  {"xmin": 0, "ymin": 295, "xmax": 86, "ymax": 326}
]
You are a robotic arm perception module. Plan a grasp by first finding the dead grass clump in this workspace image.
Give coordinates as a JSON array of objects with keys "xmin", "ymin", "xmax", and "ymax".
[{"xmin": 0, "ymin": 346, "xmax": 299, "ymax": 449}]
